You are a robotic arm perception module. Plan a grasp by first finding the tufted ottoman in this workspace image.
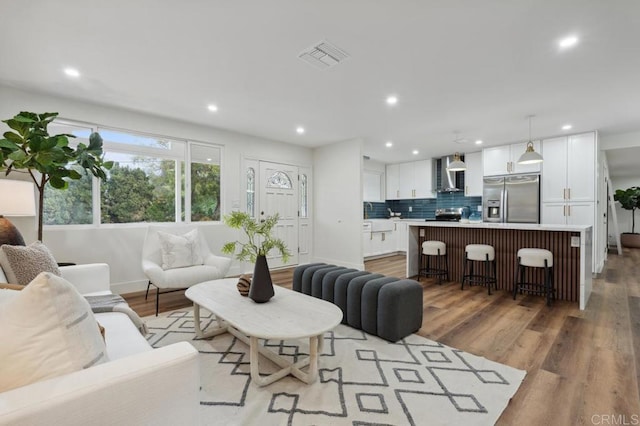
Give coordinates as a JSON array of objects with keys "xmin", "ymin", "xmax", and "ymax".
[{"xmin": 293, "ymin": 264, "xmax": 423, "ymax": 342}]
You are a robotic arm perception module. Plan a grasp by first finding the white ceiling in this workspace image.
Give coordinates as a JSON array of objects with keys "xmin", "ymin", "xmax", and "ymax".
[{"xmin": 1, "ymin": 0, "xmax": 639, "ymax": 165}]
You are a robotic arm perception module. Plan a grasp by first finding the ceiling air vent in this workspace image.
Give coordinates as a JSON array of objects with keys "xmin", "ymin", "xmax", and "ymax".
[{"xmin": 298, "ymin": 40, "xmax": 349, "ymax": 69}]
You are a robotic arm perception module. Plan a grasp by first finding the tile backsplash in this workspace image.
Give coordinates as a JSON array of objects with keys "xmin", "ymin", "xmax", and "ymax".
[{"xmin": 364, "ymin": 193, "xmax": 482, "ymax": 219}]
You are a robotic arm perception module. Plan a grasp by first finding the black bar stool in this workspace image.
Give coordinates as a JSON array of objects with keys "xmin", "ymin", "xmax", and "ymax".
[
  {"xmin": 461, "ymin": 244, "xmax": 497, "ymax": 295},
  {"xmin": 418, "ymin": 241, "xmax": 449, "ymax": 284},
  {"xmin": 513, "ymin": 248, "xmax": 555, "ymax": 306}
]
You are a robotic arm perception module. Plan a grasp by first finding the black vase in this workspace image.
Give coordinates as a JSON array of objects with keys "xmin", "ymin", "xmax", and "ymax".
[{"xmin": 249, "ymin": 255, "xmax": 274, "ymax": 303}]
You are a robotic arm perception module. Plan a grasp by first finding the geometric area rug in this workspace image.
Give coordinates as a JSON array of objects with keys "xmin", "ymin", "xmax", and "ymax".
[{"xmin": 145, "ymin": 309, "xmax": 526, "ymax": 426}]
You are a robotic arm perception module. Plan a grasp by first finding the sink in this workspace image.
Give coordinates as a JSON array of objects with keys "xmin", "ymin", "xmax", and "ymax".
[{"xmin": 365, "ymin": 219, "xmax": 394, "ymax": 232}]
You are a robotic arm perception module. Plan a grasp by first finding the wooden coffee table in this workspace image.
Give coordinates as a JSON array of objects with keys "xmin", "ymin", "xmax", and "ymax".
[{"xmin": 185, "ymin": 278, "xmax": 343, "ymax": 386}]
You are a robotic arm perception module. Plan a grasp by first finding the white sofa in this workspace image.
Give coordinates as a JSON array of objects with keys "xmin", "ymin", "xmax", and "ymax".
[{"xmin": 0, "ymin": 263, "xmax": 201, "ymax": 426}]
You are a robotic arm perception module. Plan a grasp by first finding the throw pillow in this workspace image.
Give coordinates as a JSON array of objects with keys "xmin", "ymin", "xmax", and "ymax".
[
  {"xmin": 0, "ymin": 241, "xmax": 61, "ymax": 285},
  {"xmin": 157, "ymin": 228, "xmax": 203, "ymax": 270},
  {"xmin": 0, "ymin": 272, "xmax": 108, "ymax": 393}
]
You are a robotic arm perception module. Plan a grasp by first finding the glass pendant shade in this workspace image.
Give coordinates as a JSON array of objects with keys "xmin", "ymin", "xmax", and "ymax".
[{"xmin": 447, "ymin": 152, "xmax": 467, "ymax": 171}]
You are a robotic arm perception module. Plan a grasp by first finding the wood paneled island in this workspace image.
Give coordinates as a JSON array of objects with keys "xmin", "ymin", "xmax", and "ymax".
[{"xmin": 405, "ymin": 221, "xmax": 593, "ymax": 309}]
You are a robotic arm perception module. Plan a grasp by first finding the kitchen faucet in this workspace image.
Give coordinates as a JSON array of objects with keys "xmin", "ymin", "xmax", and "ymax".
[{"xmin": 365, "ymin": 202, "xmax": 373, "ymax": 219}]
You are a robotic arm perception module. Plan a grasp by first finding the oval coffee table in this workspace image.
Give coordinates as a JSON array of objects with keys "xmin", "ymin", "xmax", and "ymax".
[{"xmin": 185, "ymin": 278, "xmax": 343, "ymax": 386}]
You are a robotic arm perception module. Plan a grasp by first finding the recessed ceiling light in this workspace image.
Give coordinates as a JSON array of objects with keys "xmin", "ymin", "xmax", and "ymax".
[
  {"xmin": 296, "ymin": 126, "xmax": 305, "ymax": 134},
  {"xmin": 64, "ymin": 68, "xmax": 80, "ymax": 78},
  {"xmin": 559, "ymin": 35, "xmax": 579, "ymax": 49},
  {"xmin": 206, "ymin": 158, "xmax": 212, "ymax": 162},
  {"xmin": 386, "ymin": 95, "xmax": 398, "ymax": 106},
  {"xmin": 475, "ymin": 140, "xmax": 483, "ymax": 145},
  {"xmin": 562, "ymin": 124, "xmax": 573, "ymax": 130},
  {"xmin": 207, "ymin": 104, "xmax": 218, "ymax": 112},
  {"xmin": 412, "ymin": 150, "xmax": 419, "ymax": 155},
  {"xmin": 385, "ymin": 141, "xmax": 393, "ymax": 147}
]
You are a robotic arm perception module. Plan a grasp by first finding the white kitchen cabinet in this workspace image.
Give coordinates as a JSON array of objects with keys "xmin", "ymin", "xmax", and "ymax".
[
  {"xmin": 363, "ymin": 170, "xmax": 384, "ymax": 202},
  {"xmin": 463, "ymin": 151, "xmax": 483, "ymax": 196},
  {"xmin": 395, "ymin": 221, "xmax": 408, "ymax": 252},
  {"xmin": 542, "ymin": 202, "xmax": 595, "ymax": 226},
  {"xmin": 386, "ymin": 164, "xmax": 400, "ymax": 200},
  {"xmin": 483, "ymin": 141, "xmax": 542, "ymax": 176},
  {"xmin": 542, "ymin": 132, "xmax": 595, "ymax": 203},
  {"xmin": 362, "ymin": 223, "xmax": 372, "ymax": 257},
  {"xmin": 379, "ymin": 230, "xmax": 397, "ymax": 254},
  {"xmin": 387, "ymin": 160, "xmax": 433, "ymax": 200}
]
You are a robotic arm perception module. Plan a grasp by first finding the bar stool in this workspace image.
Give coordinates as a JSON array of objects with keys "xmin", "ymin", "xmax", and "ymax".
[
  {"xmin": 461, "ymin": 244, "xmax": 497, "ymax": 295},
  {"xmin": 513, "ymin": 248, "xmax": 555, "ymax": 306},
  {"xmin": 419, "ymin": 241, "xmax": 449, "ymax": 284}
]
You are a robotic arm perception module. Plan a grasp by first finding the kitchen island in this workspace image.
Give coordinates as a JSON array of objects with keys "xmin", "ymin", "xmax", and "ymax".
[{"xmin": 405, "ymin": 221, "xmax": 593, "ymax": 309}]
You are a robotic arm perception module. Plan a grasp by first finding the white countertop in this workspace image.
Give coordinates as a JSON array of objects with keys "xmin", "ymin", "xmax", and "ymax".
[{"xmin": 404, "ymin": 220, "xmax": 592, "ymax": 232}]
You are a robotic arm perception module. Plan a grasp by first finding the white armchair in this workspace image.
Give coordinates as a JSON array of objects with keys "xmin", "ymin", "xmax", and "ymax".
[{"xmin": 142, "ymin": 225, "xmax": 232, "ymax": 315}]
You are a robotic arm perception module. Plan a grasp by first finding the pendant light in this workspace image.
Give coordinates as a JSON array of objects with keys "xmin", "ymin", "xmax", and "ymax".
[
  {"xmin": 518, "ymin": 115, "xmax": 543, "ymax": 164},
  {"xmin": 447, "ymin": 132, "xmax": 467, "ymax": 171}
]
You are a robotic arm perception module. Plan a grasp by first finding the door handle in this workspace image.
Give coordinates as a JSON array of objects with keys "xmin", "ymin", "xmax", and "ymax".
[
  {"xmin": 382, "ymin": 232, "xmax": 386, "ymax": 242},
  {"xmin": 567, "ymin": 188, "xmax": 571, "ymax": 200}
]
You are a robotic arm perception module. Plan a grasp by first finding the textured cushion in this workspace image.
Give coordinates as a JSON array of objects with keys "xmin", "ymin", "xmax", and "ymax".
[
  {"xmin": 157, "ymin": 229, "xmax": 203, "ymax": 270},
  {"xmin": 377, "ymin": 280, "xmax": 424, "ymax": 342},
  {"xmin": 517, "ymin": 248, "xmax": 554, "ymax": 267},
  {"xmin": 465, "ymin": 244, "xmax": 495, "ymax": 261},
  {"xmin": 422, "ymin": 240, "xmax": 446, "ymax": 256},
  {"xmin": 0, "ymin": 241, "xmax": 61, "ymax": 285},
  {"xmin": 0, "ymin": 272, "xmax": 108, "ymax": 393}
]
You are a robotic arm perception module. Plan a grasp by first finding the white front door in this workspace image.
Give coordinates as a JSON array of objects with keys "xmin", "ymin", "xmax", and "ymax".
[{"xmin": 259, "ymin": 161, "xmax": 299, "ymax": 268}]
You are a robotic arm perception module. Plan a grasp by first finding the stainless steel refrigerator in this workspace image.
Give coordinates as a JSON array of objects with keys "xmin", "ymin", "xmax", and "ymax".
[{"xmin": 483, "ymin": 174, "xmax": 540, "ymax": 223}]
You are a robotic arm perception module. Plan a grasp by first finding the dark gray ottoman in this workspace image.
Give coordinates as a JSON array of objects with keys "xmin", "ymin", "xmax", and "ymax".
[
  {"xmin": 370, "ymin": 280, "xmax": 423, "ymax": 342},
  {"xmin": 346, "ymin": 274, "xmax": 386, "ymax": 328},
  {"xmin": 322, "ymin": 268, "xmax": 357, "ymax": 302},
  {"xmin": 293, "ymin": 264, "xmax": 424, "ymax": 342},
  {"xmin": 360, "ymin": 276, "xmax": 401, "ymax": 335},
  {"xmin": 311, "ymin": 266, "xmax": 347, "ymax": 298},
  {"xmin": 334, "ymin": 271, "xmax": 371, "ymax": 322}
]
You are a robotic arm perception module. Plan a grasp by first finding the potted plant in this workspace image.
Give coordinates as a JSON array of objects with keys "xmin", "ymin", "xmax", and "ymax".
[
  {"xmin": 613, "ymin": 186, "xmax": 640, "ymax": 248},
  {"xmin": 222, "ymin": 211, "xmax": 290, "ymax": 302},
  {"xmin": 0, "ymin": 112, "xmax": 112, "ymax": 241}
]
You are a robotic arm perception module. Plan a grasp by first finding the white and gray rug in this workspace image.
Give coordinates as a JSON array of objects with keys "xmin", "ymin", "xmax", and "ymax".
[{"xmin": 145, "ymin": 309, "xmax": 525, "ymax": 426}]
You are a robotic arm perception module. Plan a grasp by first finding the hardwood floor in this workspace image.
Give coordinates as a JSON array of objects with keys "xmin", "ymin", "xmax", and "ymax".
[{"xmin": 123, "ymin": 250, "xmax": 640, "ymax": 425}]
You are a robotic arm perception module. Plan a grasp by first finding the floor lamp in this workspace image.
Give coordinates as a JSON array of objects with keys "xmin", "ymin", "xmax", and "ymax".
[{"xmin": 0, "ymin": 180, "xmax": 36, "ymax": 246}]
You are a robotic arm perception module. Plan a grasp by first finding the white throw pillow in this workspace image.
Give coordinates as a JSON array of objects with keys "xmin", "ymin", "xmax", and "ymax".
[
  {"xmin": 0, "ymin": 272, "xmax": 108, "ymax": 393},
  {"xmin": 157, "ymin": 229, "xmax": 203, "ymax": 270}
]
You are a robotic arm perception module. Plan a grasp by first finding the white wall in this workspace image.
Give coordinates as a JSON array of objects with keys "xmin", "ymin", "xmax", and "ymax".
[
  {"xmin": 600, "ymin": 130, "xmax": 640, "ymax": 150},
  {"xmin": 0, "ymin": 85, "xmax": 313, "ymax": 292},
  {"xmin": 313, "ymin": 138, "xmax": 364, "ymax": 270}
]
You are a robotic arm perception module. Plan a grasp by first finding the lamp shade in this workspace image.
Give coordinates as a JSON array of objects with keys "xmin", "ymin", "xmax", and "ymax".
[
  {"xmin": 0, "ymin": 180, "xmax": 36, "ymax": 216},
  {"xmin": 517, "ymin": 142, "xmax": 544, "ymax": 165},
  {"xmin": 447, "ymin": 152, "xmax": 467, "ymax": 171}
]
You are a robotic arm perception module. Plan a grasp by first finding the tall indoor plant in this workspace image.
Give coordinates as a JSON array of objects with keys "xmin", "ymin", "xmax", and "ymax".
[
  {"xmin": 222, "ymin": 211, "xmax": 290, "ymax": 302},
  {"xmin": 613, "ymin": 186, "xmax": 640, "ymax": 248},
  {"xmin": 0, "ymin": 111, "xmax": 112, "ymax": 241}
]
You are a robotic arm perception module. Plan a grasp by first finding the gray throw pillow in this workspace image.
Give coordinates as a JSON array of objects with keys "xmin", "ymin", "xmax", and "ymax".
[{"xmin": 0, "ymin": 241, "xmax": 61, "ymax": 285}]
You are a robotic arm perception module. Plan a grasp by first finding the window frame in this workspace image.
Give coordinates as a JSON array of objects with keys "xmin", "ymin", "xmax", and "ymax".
[{"xmin": 43, "ymin": 119, "xmax": 224, "ymax": 229}]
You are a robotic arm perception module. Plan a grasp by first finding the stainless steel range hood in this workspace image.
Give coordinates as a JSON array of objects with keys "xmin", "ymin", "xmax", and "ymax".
[{"xmin": 432, "ymin": 155, "xmax": 464, "ymax": 192}]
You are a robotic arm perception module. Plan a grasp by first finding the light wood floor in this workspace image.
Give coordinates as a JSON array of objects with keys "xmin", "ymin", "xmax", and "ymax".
[{"xmin": 124, "ymin": 249, "xmax": 640, "ymax": 425}]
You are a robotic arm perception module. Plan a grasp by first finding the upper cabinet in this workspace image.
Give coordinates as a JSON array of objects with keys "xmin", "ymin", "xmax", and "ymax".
[
  {"xmin": 463, "ymin": 151, "xmax": 483, "ymax": 197},
  {"xmin": 386, "ymin": 160, "xmax": 433, "ymax": 200},
  {"xmin": 363, "ymin": 170, "xmax": 385, "ymax": 202},
  {"xmin": 541, "ymin": 132, "xmax": 595, "ymax": 203},
  {"xmin": 483, "ymin": 141, "xmax": 542, "ymax": 176}
]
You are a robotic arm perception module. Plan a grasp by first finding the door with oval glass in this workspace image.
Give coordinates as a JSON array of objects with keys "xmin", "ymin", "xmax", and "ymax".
[{"xmin": 259, "ymin": 161, "xmax": 299, "ymax": 268}]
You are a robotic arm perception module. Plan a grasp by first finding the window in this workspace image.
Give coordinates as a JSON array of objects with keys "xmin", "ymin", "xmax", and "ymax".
[
  {"xmin": 300, "ymin": 174, "xmax": 308, "ymax": 218},
  {"xmin": 246, "ymin": 167, "xmax": 255, "ymax": 217},
  {"xmin": 43, "ymin": 121, "xmax": 222, "ymax": 225},
  {"xmin": 43, "ymin": 122, "xmax": 95, "ymax": 225},
  {"xmin": 190, "ymin": 143, "xmax": 221, "ymax": 222},
  {"xmin": 267, "ymin": 171, "xmax": 292, "ymax": 189}
]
